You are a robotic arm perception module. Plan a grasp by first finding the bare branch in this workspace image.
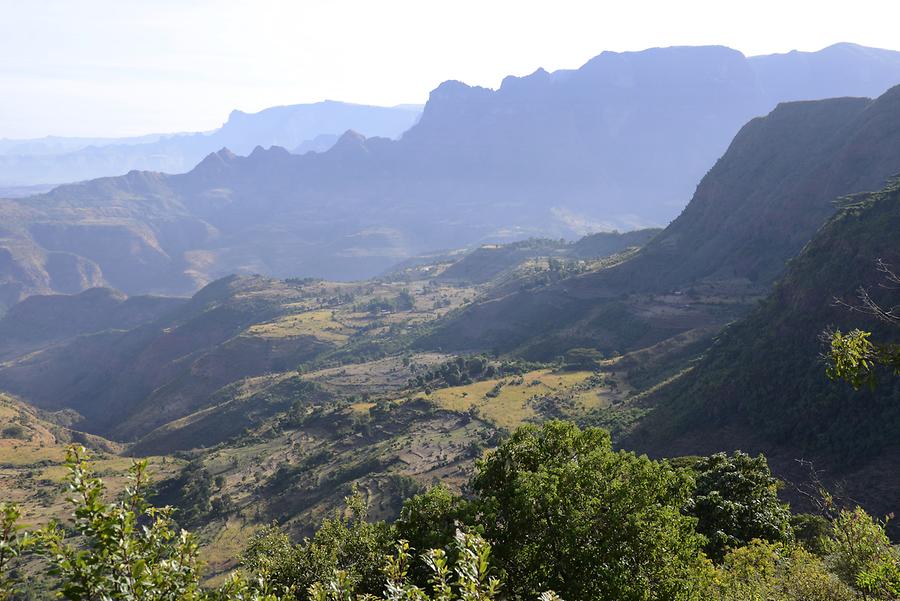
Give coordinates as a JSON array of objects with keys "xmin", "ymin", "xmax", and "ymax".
[
  {"xmin": 875, "ymin": 258, "xmax": 900, "ymax": 288},
  {"xmin": 832, "ymin": 260, "xmax": 900, "ymax": 326}
]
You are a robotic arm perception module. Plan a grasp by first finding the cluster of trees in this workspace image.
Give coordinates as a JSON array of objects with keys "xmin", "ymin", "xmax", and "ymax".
[
  {"xmin": 408, "ymin": 356, "xmax": 539, "ymax": 390},
  {"xmin": 562, "ymin": 348, "xmax": 605, "ymax": 370},
  {"xmin": 4, "ymin": 422, "xmax": 898, "ymax": 600},
  {"xmin": 241, "ymin": 422, "xmax": 900, "ymax": 600},
  {"xmin": 354, "ymin": 291, "xmax": 415, "ymax": 315}
]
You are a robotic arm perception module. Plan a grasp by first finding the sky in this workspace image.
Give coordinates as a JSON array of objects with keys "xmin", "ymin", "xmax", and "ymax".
[{"xmin": 3, "ymin": 0, "xmax": 900, "ymax": 139}]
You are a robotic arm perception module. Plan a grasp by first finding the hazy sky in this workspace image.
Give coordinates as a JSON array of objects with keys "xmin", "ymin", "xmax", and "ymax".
[{"xmin": 3, "ymin": 0, "xmax": 900, "ymax": 139}]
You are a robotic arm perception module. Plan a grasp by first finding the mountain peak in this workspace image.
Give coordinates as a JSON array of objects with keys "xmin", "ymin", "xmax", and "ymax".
[
  {"xmin": 326, "ymin": 129, "xmax": 369, "ymax": 156},
  {"xmin": 191, "ymin": 147, "xmax": 238, "ymax": 175},
  {"xmin": 499, "ymin": 67, "xmax": 552, "ymax": 93}
]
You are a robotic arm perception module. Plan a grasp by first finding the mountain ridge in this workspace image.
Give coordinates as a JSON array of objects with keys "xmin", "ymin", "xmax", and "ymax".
[
  {"xmin": 419, "ymin": 85, "xmax": 900, "ymax": 358},
  {"xmin": 4, "ymin": 44, "xmax": 900, "ymax": 311}
]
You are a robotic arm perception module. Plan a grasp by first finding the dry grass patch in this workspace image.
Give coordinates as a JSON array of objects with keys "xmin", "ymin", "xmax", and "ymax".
[
  {"xmin": 424, "ymin": 369, "xmax": 596, "ymax": 430},
  {"xmin": 246, "ymin": 309, "xmax": 352, "ymax": 342}
]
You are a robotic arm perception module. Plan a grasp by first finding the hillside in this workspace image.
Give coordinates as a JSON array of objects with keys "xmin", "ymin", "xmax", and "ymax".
[
  {"xmin": 0, "ymin": 287, "xmax": 185, "ymax": 358},
  {"xmin": 434, "ymin": 229, "xmax": 660, "ymax": 285},
  {"xmin": 3, "ymin": 45, "xmax": 900, "ymax": 311},
  {"xmin": 619, "ymin": 179, "xmax": 900, "ymax": 517},
  {"xmin": 0, "ymin": 272, "xmax": 481, "ymax": 440},
  {"xmin": 420, "ymin": 85, "xmax": 900, "ymax": 358}
]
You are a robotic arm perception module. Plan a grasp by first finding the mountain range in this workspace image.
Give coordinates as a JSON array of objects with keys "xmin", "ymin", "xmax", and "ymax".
[
  {"xmin": 0, "ymin": 101, "xmax": 422, "ymax": 187},
  {"xmin": 2, "ymin": 44, "xmax": 900, "ymax": 312},
  {"xmin": 421, "ymin": 83, "xmax": 900, "ymax": 358}
]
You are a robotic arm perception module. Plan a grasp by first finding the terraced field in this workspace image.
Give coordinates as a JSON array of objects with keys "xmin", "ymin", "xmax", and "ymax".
[{"xmin": 415, "ymin": 368, "xmax": 629, "ymax": 430}]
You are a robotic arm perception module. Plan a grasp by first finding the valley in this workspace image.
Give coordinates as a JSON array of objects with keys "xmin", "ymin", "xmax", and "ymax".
[
  {"xmin": 0, "ymin": 227, "xmax": 728, "ymax": 580},
  {"xmin": 2, "ymin": 16, "xmax": 900, "ymax": 598}
]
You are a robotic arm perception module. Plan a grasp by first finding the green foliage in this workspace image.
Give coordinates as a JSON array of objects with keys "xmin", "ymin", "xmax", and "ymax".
[
  {"xmin": 308, "ymin": 531, "xmax": 510, "ymax": 601},
  {"xmin": 562, "ymin": 348, "xmax": 603, "ymax": 370},
  {"xmin": 826, "ymin": 507, "xmax": 900, "ymax": 599},
  {"xmin": 37, "ymin": 446, "xmax": 207, "ymax": 600},
  {"xmin": 395, "ymin": 486, "xmax": 473, "ymax": 556},
  {"xmin": 0, "ymin": 425, "xmax": 27, "ymax": 440},
  {"xmin": 688, "ymin": 451, "xmax": 793, "ymax": 561},
  {"xmin": 0, "ymin": 447, "xmax": 281, "ymax": 601},
  {"xmin": 708, "ymin": 540, "xmax": 853, "ymax": 601},
  {"xmin": 354, "ymin": 291, "xmax": 414, "ymax": 315},
  {"xmin": 4, "ymin": 428, "xmax": 900, "ymax": 601},
  {"xmin": 471, "ymin": 421, "xmax": 708, "ymax": 601},
  {"xmin": 242, "ymin": 490, "xmax": 395, "ymax": 600},
  {"xmin": 828, "ymin": 329, "xmax": 900, "ymax": 390},
  {"xmin": 790, "ymin": 513, "xmax": 832, "ymax": 556},
  {"xmin": 0, "ymin": 503, "xmax": 33, "ymax": 601},
  {"xmin": 153, "ymin": 459, "xmax": 214, "ymax": 526},
  {"xmin": 408, "ymin": 356, "xmax": 539, "ymax": 390},
  {"xmin": 828, "ymin": 329, "xmax": 879, "ymax": 390}
]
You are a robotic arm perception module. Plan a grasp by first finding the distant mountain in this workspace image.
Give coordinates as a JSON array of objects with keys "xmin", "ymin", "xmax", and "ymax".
[
  {"xmin": 293, "ymin": 133, "xmax": 341, "ymax": 154},
  {"xmin": 0, "ymin": 133, "xmax": 171, "ymax": 156},
  {"xmin": 622, "ymin": 178, "xmax": 900, "ymax": 519},
  {"xmin": 0, "ymin": 101, "xmax": 422, "ymax": 186},
  {"xmin": 421, "ymin": 84, "xmax": 900, "ymax": 358},
  {"xmin": 3, "ymin": 44, "xmax": 900, "ymax": 311}
]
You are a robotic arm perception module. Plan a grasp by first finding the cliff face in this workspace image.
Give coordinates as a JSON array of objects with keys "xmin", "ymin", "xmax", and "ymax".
[
  {"xmin": 421, "ymin": 86, "xmax": 900, "ymax": 358},
  {"xmin": 624, "ymin": 178, "xmax": 900, "ymax": 520}
]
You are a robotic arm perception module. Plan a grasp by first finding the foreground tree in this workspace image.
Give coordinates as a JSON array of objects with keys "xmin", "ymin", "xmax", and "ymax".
[
  {"xmin": 471, "ymin": 420, "xmax": 710, "ymax": 601},
  {"xmin": 707, "ymin": 540, "xmax": 854, "ymax": 601},
  {"xmin": 826, "ymin": 507, "xmax": 900, "ymax": 600},
  {"xmin": 310, "ymin": 531, "xmax": 512, "ymax": 601},
  {"xmin": 242, "ymin": 490, "xmax": 394, "ymax": 600},
  {"xmin": 0, "ymin": 447, "xmax": 275, "ymax": 601},
  {"xmin": 0, "ymin": 503, "xmax": 32, "ymax": 601},
  {"xmin": 688, "ymin": 451, "xmax": 793, "ymax": 561}
]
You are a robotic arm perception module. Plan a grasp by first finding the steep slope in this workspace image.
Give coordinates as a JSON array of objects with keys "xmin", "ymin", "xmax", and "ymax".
[
  {"xmin": 434, "ymin": 230, "xmax": 659, "ymax": 285},
  {"xmin": 420, "ymin": 86, "xmax": 900, "ymax": 358},
  {"xmin": 622, "ymin": 179, "xmax": 900, "ymax": 516},
  {"xmin": 0, "ymin": 287, "xmax": 185, "ymax": 358},
  {"xmin": 3, "ymin": 45, "xmax": 900, "ymax": 310},
  {"xmin": 0, "ymin": 101, "xmax": 422, "ymax": 186}
]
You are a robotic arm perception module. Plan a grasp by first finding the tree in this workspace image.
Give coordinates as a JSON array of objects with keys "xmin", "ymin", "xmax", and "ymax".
[
  {"xmin": 826, "ymin": 507, "xmax": 900, "ymax": 600},
  {"xmin": 827, "ymin": 259, "xmax": 900, "ymax": 389},
  {"xmin": 242, "ymin": 490, "xmax": 394, "ymax": 600},
  {"xmin": 395, "ymin": 486, "xmax": 473, "ymax": 557},
  {"xmin": 688, "ymin": 451, "xmax": 793, "ymax": 561},
  {"xmin": 309, "ymin": 531, "xmax": 536, "ymax": 601},
  {"xmin": 39, "ymin": 447, "xmax": 208, "ymax": 601},
  {"xmin": 470, "ymin": 421, "xmax": 709, "ymax": 601},
  {"xmin": 708, "ymin": 540, "xmax": 853, "ymax": 601}
]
